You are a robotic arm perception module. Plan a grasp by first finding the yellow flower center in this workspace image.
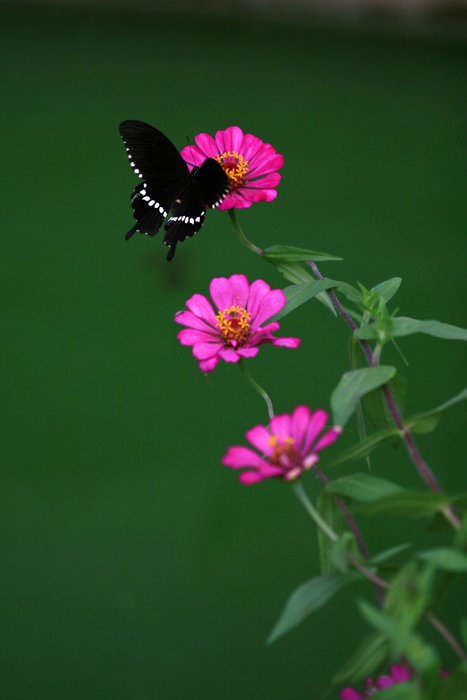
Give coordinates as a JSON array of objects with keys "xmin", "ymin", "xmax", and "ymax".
[
  {"xmin": 268, "ymin": 435, "xmax": 302, "ymax": 474},
  {"xmin": 216, "ymin": 151, "xmax": 249, "ymax": 192},
  {"xmin": 215, "ymin": 305, "xmax": 251, "ymax": 345}
]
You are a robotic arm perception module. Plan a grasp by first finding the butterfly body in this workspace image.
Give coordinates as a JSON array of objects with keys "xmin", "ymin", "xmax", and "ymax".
[{"xmin": 119, "ymin": 120, "xmax": 229, "ymax": 261}]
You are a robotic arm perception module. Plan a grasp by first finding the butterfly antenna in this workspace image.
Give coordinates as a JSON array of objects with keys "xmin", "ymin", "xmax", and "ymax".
[{"xmin": 184, "ymin": 136, "xmax": 196, "ymax": 167}]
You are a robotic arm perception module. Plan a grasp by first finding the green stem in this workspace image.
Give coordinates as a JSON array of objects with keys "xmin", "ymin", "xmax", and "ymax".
[
  {"xmin": 228, "ymin": 209, "xmax": 263, "ymax": 256},
  {"xmin": 292, "ymin": 482, "xmax": 339, "ymax": 543},
  {"xmin": 294, "ymin": 483, "xmax": 389, "ymax": 600},
  {"xmin": 237, "ymin": 359, "xmax": 274, "ymax": 421}
]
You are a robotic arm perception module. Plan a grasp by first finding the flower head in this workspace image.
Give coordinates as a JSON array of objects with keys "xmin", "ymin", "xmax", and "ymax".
[
  {"xmin": 222, "ymin": 406, "xmax": 342, "ymax": 485},
  {"xmin": 339, "ymin": 665, "xmax": 412, "ymax": 699},
  {"xmin": 175, "ymin": 274, "xmax": 300, "ymax": 372},
  {"xmin": 180, "ymin": 126, "xmax": 283, "ymax": 210}
]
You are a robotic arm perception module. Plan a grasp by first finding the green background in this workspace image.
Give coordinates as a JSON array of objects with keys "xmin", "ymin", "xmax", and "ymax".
[{"xmin": 2, "ymin": 5, "xmax": 467, "ymax": 698}]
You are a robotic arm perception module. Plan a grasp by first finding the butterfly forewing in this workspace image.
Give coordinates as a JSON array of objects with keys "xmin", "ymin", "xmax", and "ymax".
[{"xmin": 119, "ymin": 120, "xmax": 188, "ymax": 183}]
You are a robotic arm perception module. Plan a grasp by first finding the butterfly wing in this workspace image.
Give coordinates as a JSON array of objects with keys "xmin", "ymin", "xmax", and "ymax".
[
  {"xmin": 120, "ymin": 120, "xmax": 190, "ymax": 240},
  {"xmin": 119, "ymin": 121, "xmax": 229, "ymax": 259},
  {"xmin": 163, "ymin": 159, "xmax": 229, "ymax": 261},
  {"xmin": 119, "ymin": 120, "xmax": 187, "ymax": 184}
]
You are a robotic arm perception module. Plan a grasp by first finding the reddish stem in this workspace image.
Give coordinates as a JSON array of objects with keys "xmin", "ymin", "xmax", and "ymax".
[{"xmin": 308, "ymin": 262, "xmax": 460, "ymax": 529}]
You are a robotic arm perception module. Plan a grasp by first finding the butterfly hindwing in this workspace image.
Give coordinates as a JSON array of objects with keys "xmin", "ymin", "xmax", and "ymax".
[
  {"xmin": 162, "ymin": 160, "xmax": 229, "ymax": 260},
  {"xmin": 120, "ymin": 121, "xmax": 230, "ymax": 259},
  {"xmin": 195, "ymin": 158, "xmax": 230, "ymax": 209}
]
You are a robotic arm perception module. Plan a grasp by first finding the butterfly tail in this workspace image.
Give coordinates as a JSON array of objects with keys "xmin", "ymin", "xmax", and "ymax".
[{"xmin": 125, "ymin": 225, "xmax": 138, "ymax": 240}]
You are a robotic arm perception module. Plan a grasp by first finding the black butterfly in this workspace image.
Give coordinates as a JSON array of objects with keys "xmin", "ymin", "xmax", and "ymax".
[{"xmin": 119, "ymin": 120, "xmax": 230, "ymax": 261}]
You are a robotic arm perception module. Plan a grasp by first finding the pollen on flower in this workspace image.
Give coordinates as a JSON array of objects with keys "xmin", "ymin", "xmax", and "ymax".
[
  {"xmin": 268, "ymin": 435, "xmax": 302, "ymax": 475},
  {"xmin": 215, "ymin": 305, "xmax": 252, "ymax": 344},
  {"xmin": 216, "ymin": 151, "xmax": 249, "ymax": 192}
]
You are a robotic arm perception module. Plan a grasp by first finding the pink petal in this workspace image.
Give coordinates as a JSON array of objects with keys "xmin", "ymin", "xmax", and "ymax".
[
  {"xmin": 252, "ymin": 322, "xmax": 281, "ymax": 337},
  {"xmin": 194, "ymin": 132, "xmax": 219, "ymax": 158},
  {"xmin": 250, "ymin": 288, "xmax": 287, "ymax": 328},
  {"xmin": 290, "ymin": 406, "xmax": 312, "ymax": 451},
  {"xmin": 313, "ymin": 426, "xmax": 342, "ymax": 452},
  {"xmin": 238, "ymin": 465, "xmax": 283, "ymax": 485},
  {"xmin": 222, "ymin": 445, "xmax": 268, "ymax": 469},
  {"xmin": 210, "ymin": 274, "xmax": 249, "ymax": 312},
  {"xmin": 192, "ymin": 341, "xmax": 222, "ymax": 360},
  {"xmin": 218, "ymin": 193, "xmax": 253, "ymax": 211},
  {"xmin": 180, "ymin": 144, "xmax": 207, "ymax": 168},
  {"xmin": 185, "ymin": 293, "xmax": 217, "ymax": 324},
  {"xmin": 239, "ymin": 471, "xmax": 267, "ymax": 485},
  {"xmin": 390, "ymin": 666, "xmax": 411, "ymax": 683},
  {"xmin": 241, "ymin": 187, "xmax": 279, "ymax": 204},
  {"xmin": 227, "ymin": 273, "xmax": 251, "ymax": 309},
  {"xmin": 269, "ymin": 336, "xmax": 301, "ymax": 348},
  {"xmin": 248, "ymin": 145, "xmax": 284, "ymax": 176},
  {"xmin": 174, "ymin": 310, "xmax": 217, "ymax": 333},
  {"xmin": 239, "ymin": 133, "xmax": 264, "ymax": 160},
  {"xmin": 339, "ymin": 689, "xmax": 362, "ymax": 700},
  {"xmin": 177, "ymin": 328, "xmax": 218, "ymax": 346},
  {"xmin": 218, "ymin": 347, "xmax": 242, "ymax": 363},
  {"xmin": 199, "ymin": 356, "xmax": 220, "ymax": 372},
  {"xmin": 269, "ymin": 413, "xmax": 293, "ymax": 441},
  {"xmin": 215, "ymin": 126, "xmax": 244, "ymax": 154},
  {"xmin": 236, "ymin": 347, "xmax": 260, "ymax": 359},
  {"xmin": 246, "ymin": 279, "xmax": 272, "ymax": 321},
  {"xmin": 377, "ymin": 676, "xmax": 394, "ymax": 689},
  {"xmin": 246, "ymin": 425, "xmax": 273, "ymax": 455},
  {"xmin": 245, "ymin": 172, "xmax": 282, "ymax": 189},
  {"xmin": 302, "ymin": 410, "xmax": 329, "ymax": 454}
]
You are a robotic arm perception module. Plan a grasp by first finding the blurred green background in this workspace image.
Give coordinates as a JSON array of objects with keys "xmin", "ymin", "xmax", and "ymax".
[{"xmin": 2, "ymin": 4, "xmax": 467, "ymax": 698}]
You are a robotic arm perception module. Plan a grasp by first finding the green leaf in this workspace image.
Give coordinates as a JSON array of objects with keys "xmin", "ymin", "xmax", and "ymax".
[
  {"xmin": 390, "ymin": 317, "xmax": 467, "ymax": 341},
  {"xmin": 453, "ymin": 492, "xmax": 467, "ymax": 516},
  {"xmin": 274, "ymin": 263, "xmax": 338, "ymax": 314},
  {"xmin": 360, "ymin": 492, "xmax": 451, "ymax": 519},
  {"xmin": 325, "ymin": 427, "xmax": 401, "ymax": 469},
  {"xmin": 270, "ymin": 278, "xmax": 339, "ymax": 321},
  {"xmin": 416, "ymin": 548, "xmax": 467, "ymax": 572},
  {"xmin": 372, "ymin": 277, "xmax": 402, "ymax": 304},
  {"xmin": 275, "ymin": 261, "xmax": 314, "ymax": 284},
  {"xmin": 262, "ymin": 244, "xmax": 342, "ymax": 263},
  {"xmin": 440, "ymin": 667, "xmax": 467, "ymax": 700},
  {"xmin": 354, "ymin": 316, "xmax": 467, "ymax": 343},
  {"xmin": 377, "ymin": 684, "xmax": 423, "ymax": 700},
  {"xmin": 425, "ymin": 512, "xmax": 452, "ymax": 533},
  {"xmin": 404, "ymin": 634, "xmax": 442, "ymax": 698},
  {"xmin": 331, "ymin": 366, "xmax": 397, "ymax": 427},
  {"xmin": 369, "ymin": 543, "xmax": 412, "ymax": 565},
  {"xmin": 454, "ymin": 512, "xmax": 467, "ymax": 550},
  {"xmin": 348, "ymin": 338, "xmax": 373, "ymax": 468},
  {"xmin": 348, "ymin": 336, "xmax": 367, "ymax": 371},
  {"xmin": 404, "ymin": 388, "xmax": 467, "ymax": 435},
  {"xmin": 333, "ymin": 632, "xmax": 388, "ymax": 685},
  {"xmin": 361, "ymin": 373, "xmax": 407, "ymax": 436},
  {"xmin": 383, "ymin": 562, "xmax": 434, "ymax": 644},
  {"xmin": 333, "ymin": 280, "xmax": 364, "ymax": 303},
  {"xmin": 354, "ymin": 325, "xmax": 383, "ymax": 341},
  {"xmin": 325, "ymin": 473, "xmax": 404, "ymax": 503},
  {"xmin": 317, "ymin": 492, "xmax": 347, "ymax": 575},
  {"xmin": 460, "ymin": 618, "xmax": 467, "ymax": 651},
  {"xmin": 358, "ymin": 599, "xmax": 398, "ymax": 638},
  {"xmin": 266, "ymin": 572, "xmax": 359, "ymax": 644}
]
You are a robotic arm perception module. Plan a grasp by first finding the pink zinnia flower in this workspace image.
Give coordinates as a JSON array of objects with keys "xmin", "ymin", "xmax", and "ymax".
[
  {"xmin": 339, "ymin": 664, "xmax": 412, "ymax": 699},
  {"xmin": 175, "ymin": 274, "xmax": 300, "ymax": 372},
  {"xmin": 222, "ymin": 406, "xmax": 342, "ymax": 485},
  {"xmin": 180, "ymin": 126, "xmax": 283, "ymax": 210}
]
